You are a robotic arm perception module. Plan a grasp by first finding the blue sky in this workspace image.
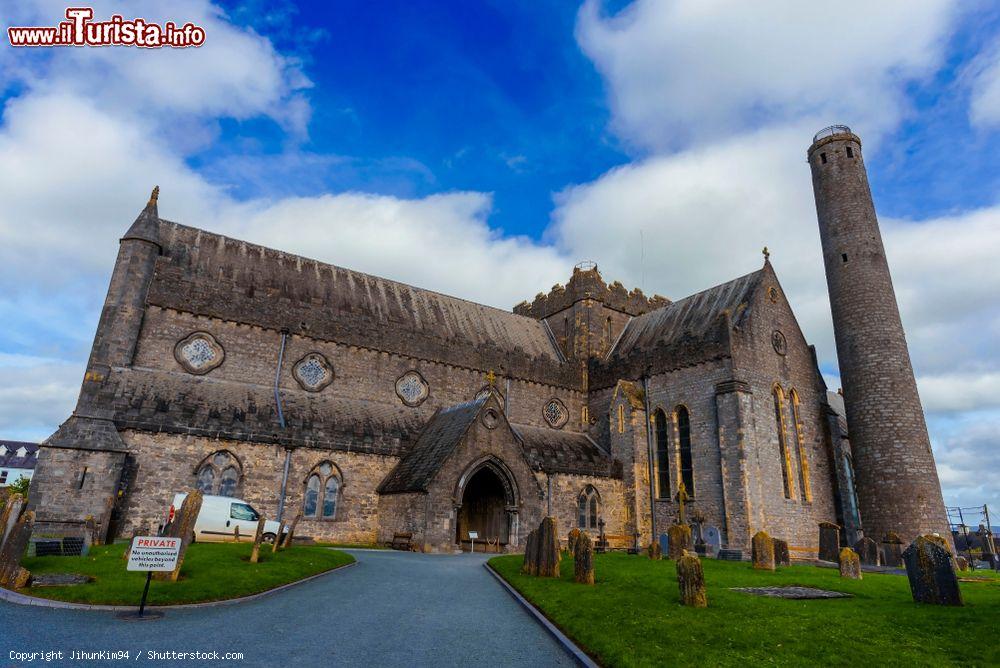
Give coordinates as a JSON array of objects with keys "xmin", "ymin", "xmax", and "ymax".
[{"xmin": 0, "ymin": 0, "xmax": 998, "ymax": 515}]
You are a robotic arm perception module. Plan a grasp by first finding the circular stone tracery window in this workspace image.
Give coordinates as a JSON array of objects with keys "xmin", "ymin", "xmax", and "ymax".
[
  {"xmin": 395, "ymin": 370, "xmax": 429, "ymax": 406},
  {"xmin": 772, "ymin": 330, "xmax": 788, "ymax": 356},
  {"xmin": 543, "ymin": 398, "xmax": 568, "ymax": 429},
  {"xmin": 174, "ymin": 332, "xmax": 225, "ymax": 375},
  {"xmin": 482, "ymin": 408, "xmax": 500, "ymax": 430},
  {"xmin": 293, "ymin": 353, "xmax": 334, "ymax": 392}
]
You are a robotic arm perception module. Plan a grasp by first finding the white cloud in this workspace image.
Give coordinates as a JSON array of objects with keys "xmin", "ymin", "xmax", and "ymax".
[
  {"xmin": 0, "ymin": 354, "xmax": 80, "ymax": 440},
  {"xmin": 576, "ymin": 0, "xmax": 957, "ymax": 150},
  {"xmin": 967, "ymin": 42, "xmax": 1000, "ymax": 128}
]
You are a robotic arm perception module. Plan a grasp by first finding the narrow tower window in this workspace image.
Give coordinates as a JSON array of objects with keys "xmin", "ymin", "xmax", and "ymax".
[
  {"xmin": 617, "ymin": 404, "xmax": 625, "ymax": 434},
  {"xmin": 654, "ymin": 409, "xmax": 670, "ymax": 499},
  {"xmin": 676, "ymin": 406, "xmax": 694, "ymax": 496},
  {"xmin": 820, "ymin": 152, "xmax": 827, "ymax": 164},
  {"xmin": 846, "ymin": 146, "xmax": 854, "ymax": 158},
  {"xmin": 790, "ymin": 390, "xmax": 812, "ymax": 502},
  {"xmin": 841, "ymin": 253, "xmax": 848, "ymax": 263},
  {"xmin": 772, "ymin": 386, "xmax": 795, "ymax": 499}
]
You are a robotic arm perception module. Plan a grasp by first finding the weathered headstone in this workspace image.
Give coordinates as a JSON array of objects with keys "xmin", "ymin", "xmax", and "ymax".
[
  {"xmin": 882, "ymin": 531, "xmax": 903, "ymax": 567},
  {"xmin": 522, "ymin": 529, "xmax": 538, "ymax": 575},
  {"xmin": 537, "ymin": 517, "xmax": 560, "ymax": 578},
  {"xmin": 839, "ymin": 547, "xmax": 862, "ymax": 579},
  {"xmin": 250, "ymin": 516, "xmax": 267, "ymax": 564},
  {"xmin": 154, "ymin": 490, "xmax": 202, "ymax": 582},
  {"xmin": 567, "ymin": 528, "xmax": 580, "ymax": 556},
  {"xmin": 773, "ymin": 538, "xmax": 790, "ymax": 567},
  {"xmin": 676, "ymin": 551, "xmax": 707, "ymax": 608},
  {"xmin": 903, "ymin": 536, "xmax": 963, "ymax": 606},
  {"xmin": 703, "ymin": 526, "xmax": 721, "ymax": 558},
  {"xmin": 574, "ymin": 532, "xmax": 594, "ymax": 585},
  {"xmin": 273, "ymin": 521, "xmax": 286, "ymax": 552},
  {"xmin": 818, "ymin": 522, "xmax": 841, "ymax": 562},
  {"xmin": 955, "ymin": 555, "xmax": 968, "ymax": 572},
  {"xmin": 854, "ymin": 537, "xmax": 879, "ymax": 566},
  {"xmin": 648, "ymin": 540, "xmax": 662, "ymax": 560},
  {"xmin": 752, "ymin": 531, "xmax": 775, "ymax": 571},
  {"xmin": 0, "ymin": 509, "xmax": 34, "ymax": 588},
  {"xmin": 282, "ymin": 514, "xmax": 301, "ymax": 549},
  {"xmin": 0, "ymin": 493, "xmax": 25, "ymax": 551},
  {"xmin": 667, "ymin": 524, "xmax": 692, "ymax": 560}
]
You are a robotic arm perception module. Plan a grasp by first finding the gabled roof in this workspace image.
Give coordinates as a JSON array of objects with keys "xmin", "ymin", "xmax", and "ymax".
[
  {"xmin": 378, "ymin": 396, "xmax": 488, "ymax": 494},
  {"xmin": 0, "ymin": 440, "xmax": 39, "ymax": 469},
  {"xmin": 612, "ymin": 380, "xmax": 645, "ymax": 410},
  {"xmin": 512, "ymin": 425, "xmax": 621, "ymax": 478},
  {"xmin": 611, "ymin": 269, "xmax": 763, "ymax": 359}
]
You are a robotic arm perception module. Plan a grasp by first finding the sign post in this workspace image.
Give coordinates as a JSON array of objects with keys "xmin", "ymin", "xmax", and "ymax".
[
  {"xmin": 468, "ymin": 530, "xmax": 478, "ymax": 553},
  {"xmin": 117, "ymin": 536, "xmax": 181, "ymax": 621}
]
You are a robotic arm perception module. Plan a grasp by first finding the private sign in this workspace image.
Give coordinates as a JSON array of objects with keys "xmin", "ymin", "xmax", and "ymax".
[{"xmin": 126, "ymin": 536, "xmax": 182, "ymax": 572}]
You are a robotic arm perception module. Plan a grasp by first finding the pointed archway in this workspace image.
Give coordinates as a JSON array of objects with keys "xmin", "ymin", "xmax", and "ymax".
[{"xmin": 454, "ymin": 456, "xmax": 519, "ymax": 552}]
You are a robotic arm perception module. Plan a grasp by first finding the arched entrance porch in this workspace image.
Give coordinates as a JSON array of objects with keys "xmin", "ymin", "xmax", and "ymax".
[{"xmin": 454, "ymin": 457, "xmax": 519, "ymax": 552}]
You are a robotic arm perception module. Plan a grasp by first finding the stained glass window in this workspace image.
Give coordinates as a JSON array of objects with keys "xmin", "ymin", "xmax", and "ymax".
[
  {"xmin": 196, "ymin": 466, "xmax": 215, "ymax": 494},
  {"xmin": 219, "ymin": 467, "xmax": 239, "ymax": 497},
  {"xmin": 304, "ymin": 475, "xmax": 320, "ymax": 517},
  {"xmin": 323, "ymin": 477, "xmax": 339, "ymax": 518},
  {"xmin": 578, "ymin": 487, "xmax": 600, "ymax": 530}
]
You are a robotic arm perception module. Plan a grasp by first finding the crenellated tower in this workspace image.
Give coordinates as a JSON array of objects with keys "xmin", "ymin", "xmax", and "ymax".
[{"xmin": 807, "ymin": 127, "xmax": 950, "ymax": 545}]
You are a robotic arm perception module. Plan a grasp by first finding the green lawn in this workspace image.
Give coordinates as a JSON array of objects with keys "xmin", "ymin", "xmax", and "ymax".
[
  {"xmin": 18, "ymin": 542, "xmax": 354, "ymax": 606},
  {"xmin": 489, "ymin": 553, "xmax": 1000, "ymax": 667}
]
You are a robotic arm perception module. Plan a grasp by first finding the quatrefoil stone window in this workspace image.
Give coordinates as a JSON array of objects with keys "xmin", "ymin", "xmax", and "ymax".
[
  {"xmin": 293, "ymin": 353, "xmax": 334, "ymax": 392},
  {"xmin": 543, "ymin": 398, "xmax": 568, "ymax": 429},
  {"xmin": 395, "ymin": 370, "xmax": 429, "ymax": 407},
  {"xmin": 174, "ymin": 332, "xmax": 224, "ymax": 375}
]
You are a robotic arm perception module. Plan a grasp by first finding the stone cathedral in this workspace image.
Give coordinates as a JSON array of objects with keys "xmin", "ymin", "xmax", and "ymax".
[{"xmin": 28, "ymin": 127, "xmax": 950, "ymax": 555}]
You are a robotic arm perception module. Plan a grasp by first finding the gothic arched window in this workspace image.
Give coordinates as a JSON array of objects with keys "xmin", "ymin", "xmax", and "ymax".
[
  {"xmin": 676, "ymin": 405, "xmax": 694, "ymax": 496},
  {"xmin": 303, "ymin": 461, "xmax": 342, "ymax": 520},
  {"xmin": 193, "ymin": 450, "xmax": 242, "ymax": 497},
  {"xmin": 654, "ymin": 409, "xmax": 670, "ymax": 499},
  {"xmin": 789, "ymin": 389, "xmax": 812, "ymax": 502},
  {"xmin": 577, "ymin": 486, "xmax": 600, "ymax": 530},
  {"xmin": 772, "ymin": 385, "xmax": 794, "ymax": 499}
]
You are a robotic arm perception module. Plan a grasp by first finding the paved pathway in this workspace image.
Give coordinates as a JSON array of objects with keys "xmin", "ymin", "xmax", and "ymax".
[{"xmin": 0, "ymin": 550, "xmax": 572, "ymax": 667}]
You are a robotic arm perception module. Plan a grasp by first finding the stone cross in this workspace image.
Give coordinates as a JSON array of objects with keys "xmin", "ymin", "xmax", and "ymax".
[
  {"xmin": 674, "ymin": 481, "xmax": 690, "ymax": 526},
  {"xmin": 250, "ymin": 516, "xmax": 267, "ymax": 564},
  {"xmin": 485, "ymin": 369, "xmax": 497, "ymax": 387},
  {"xmin": 0, "ymin": 509, "xmax": 34, "ymax": 589},
  {"xmin": 573, "ymin": 532, "xmax": 594, "ymax": 585},
  {"xmin": 676, "ymin": 551, "xmax": 707, "ymax": 608},
  {"xmin": 667, "ymin": 523, "xmax": 692, "ymax": 560}
]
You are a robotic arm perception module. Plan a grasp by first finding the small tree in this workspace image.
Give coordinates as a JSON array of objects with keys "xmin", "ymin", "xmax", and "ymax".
[{"xmin": 8, "ymin": 476, "xmax": 30, "ymax": 499}]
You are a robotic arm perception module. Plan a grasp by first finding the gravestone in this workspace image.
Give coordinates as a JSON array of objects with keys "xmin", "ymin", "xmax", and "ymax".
[
  {"xmin": 676, "ymin": 551, "xmax": 707, "ymax": 608},
  {"xmin": 854, "ymin": 537, "xmax": 879, "ymax": 566},
  {"xmin": 818, "ymin": 522, "xmax": 841, "ymax": 562},
  {"xmin": 882, "ymin": 532, "xmax": 903, "ymax": 568},
  {"xmin": 574, "ymin": 532, "xmax": 594, "ymax": 585},
  {"xmin": 0, "ymin": 509, "xmax": 33, "ymax": 588},
  {"xmin": 667, "ymin": 524, "xmax": 692, "ymax": 560},
  {"xmin": 154, "ymin": 490, "xmax": 202, "ymax": 582},
  {"xmin": 773, "ymin": 538, "xmax": 790, "ymax": 567},
  {"xmin": 273, "ymin": 521, "xmax": 286, "ymax": 552},
  {"xmin": 752, "ymin": 531, "xmax": 775, "ymax": 571},
  {"xmin": 659, "ymin": 533, "xmax": 669, "ymax": 557},
  {"xmin": 955, "ymin": 556, "xmax": 968, "ymax": 572},
  {"xmin": 0, "ymin": 493, "xmax": 25, "ymax": 550},
  {"xmin": 250, "ymin": 516, "xmax": 267, "ymax": 564},
  {"xmin": 839, "ymin": 547, "xmax": 862, "ymax": 579},
  {"xmin": 567, "ymin": 528, "xmax": 580, "ymax": 556},
  {"xmin": 648, "ymin": 541, "xmax": 662, "ymax": 560},
  {"xmin": 522, "ymin": 529, "xmax": 538, "ymax": 575},
  {"xmin": 282, "ymin": 514, "xmax": 301, "ymax": 549},
  {"xmin": 903, "ymin": 536, "xmax": 963, "ymax": 606},
  {"xmin": 703, "ymin": 526, "xmax": 721, "ymax": 558},
  {"xmin": 537, "ymin": 517, "xmax": 560, "ymax": 578}
]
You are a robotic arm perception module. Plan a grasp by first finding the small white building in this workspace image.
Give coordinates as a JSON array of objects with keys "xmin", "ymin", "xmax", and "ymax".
[{"xmin": 0, "ymin": 440, "xmax": 38, "ymax": 487}]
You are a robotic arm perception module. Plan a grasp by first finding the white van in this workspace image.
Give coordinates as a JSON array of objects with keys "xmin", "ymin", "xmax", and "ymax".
[{"xmin": 168, "ymin": 493, "xmax": 284, "ymax": 544}]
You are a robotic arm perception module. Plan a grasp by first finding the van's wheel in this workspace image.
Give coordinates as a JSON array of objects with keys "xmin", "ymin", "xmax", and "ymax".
[{"xmin": 263, "ymin": 533, "xmax": 276, "ymax": 544}]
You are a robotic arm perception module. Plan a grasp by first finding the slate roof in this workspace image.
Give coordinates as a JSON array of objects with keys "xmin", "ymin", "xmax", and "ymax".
[
  {"xmin": 378, "ymin": 396, "xmax": 488, "ymax": 493},
  {"xmin": 513, "ymin": 425, "xmax": 621, "ymax": 478},
  {"xmin": 0, "ymin": 441, "xmax": 39, "ymax": 470},
  {"xmin": 611, "ymin": 269, "xmax": 764, "ymax": 359}
]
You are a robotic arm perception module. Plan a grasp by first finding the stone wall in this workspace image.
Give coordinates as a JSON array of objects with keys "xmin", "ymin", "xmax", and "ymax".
[{"xmin": 29, "ymin": 446, "xmax": 125, "ymax": 541}]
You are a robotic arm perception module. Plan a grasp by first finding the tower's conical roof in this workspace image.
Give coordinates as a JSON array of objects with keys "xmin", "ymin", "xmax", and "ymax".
[{"xmin": 121, "ymin": 186, "xmax": 161, "ymax": 248}]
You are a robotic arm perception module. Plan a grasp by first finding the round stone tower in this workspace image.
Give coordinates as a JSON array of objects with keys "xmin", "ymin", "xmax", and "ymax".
[{"xmin": 807, "ymin": 126, "xmax": 950, "ymax": 545}]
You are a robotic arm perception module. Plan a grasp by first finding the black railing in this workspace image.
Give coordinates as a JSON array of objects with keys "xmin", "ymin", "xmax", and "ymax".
[{"xmin": 813, "ymin": 125, "xmax": 853, "ymax": 142}]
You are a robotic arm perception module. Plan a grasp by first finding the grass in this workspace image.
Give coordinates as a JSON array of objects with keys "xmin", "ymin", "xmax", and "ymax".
[
  {"xmin": 18, "ymin": 542, "xmax": 354, "ymax": 606},
  {"xmin": 489, "ymin": 553, "xmax": 1000, "ymax": 667}
]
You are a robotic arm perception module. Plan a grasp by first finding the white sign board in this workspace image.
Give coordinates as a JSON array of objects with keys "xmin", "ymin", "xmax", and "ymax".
[
  {"xmin": 468, "ymin": 531, "xmax": 479, "ymax": 540},
  {"xmin": 126, "ymin": 536, "xmax": 181, "ymax": 572}
]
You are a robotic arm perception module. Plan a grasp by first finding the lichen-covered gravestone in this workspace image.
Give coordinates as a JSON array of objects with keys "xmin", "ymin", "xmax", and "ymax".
[
  {"xmin": 574, "ymin": 532, "xmax": 594, "ymax": 585},
  {"xmin": 273, "ymin": 521, "xmax": 286, "ymax": 553},
  {"xmin": 567, "ymin": 528, "xmax": 580, "ymax": 556},
  {"xmin": 0, "ymin": 509, "xmax": 34, "ymax": 589},
  {"xmin": 282, "ymin": 514, "xmax": 301, "ymax": 549},
  {"xmin": 772, "ymin": 538, "xmax": 790, "ymax": 567},
  {"xmin": 154, "ymin": 490, "xmax": 202, "ymax": 582},
  {"xmin": 839, "ymin": 547, "xmax": 862, "ymax": 579},
  {"xmin": 903, "ymin": 536, "xmax": 963, "ymax": 606},
  {"xmin": 854, "ymin": 537, "xmax": 880, "ymax": 566},
  {"xmin": 882, "ymin": 532, "xmax": 903, "ymax": 568},
  {"xmin": 648, "ymin": 540, "xmax": 662, "ymax": 560},
  {"xmin": 818, "ymin": 522, "xmax": 841, "ymax": 562},
  {"xmin": 955, "ymin": 556, "xmax": 968, "ymax": 572},
  {"xmin": 667, "ymin": 524, "xmax": 692, "ymax": 560},
  {"xmin": 537, "ymin": 517, "xmax": 560, "ymax": 578},
  {"xmin": 752, "ymin": 531, "xmax": 775, "ymax": 571},
  {"xmin": 0, "ymin": 493, "xmax": 26, "ymax": 550},
  {"xmin": 676, "ymin": 551, "xmax": 707, "ymax": 608},
  {"xmin": 250, "ymin": 516, "xmax": 267, "ymax": 564},
  {"xmin": 522, "ymin": 529, "xmax": 538, "ymax": 575}
]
